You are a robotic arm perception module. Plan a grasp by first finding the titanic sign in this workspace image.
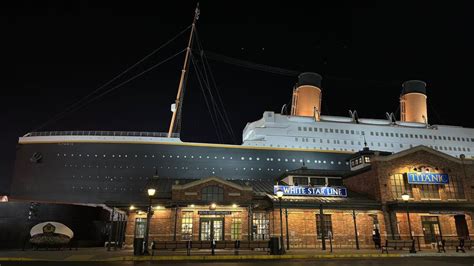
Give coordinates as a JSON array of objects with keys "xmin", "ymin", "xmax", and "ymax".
[
  {"xmin": 274, "ymin": 185, "xmax": 347, "ymax": 197},
  {"xmin": 406, "ymin": 172, "xmax": 449, "ymax": 185}
]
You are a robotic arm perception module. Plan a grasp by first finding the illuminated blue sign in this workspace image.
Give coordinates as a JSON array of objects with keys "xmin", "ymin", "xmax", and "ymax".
[
  {"xmin": 406, "ymin": 172, "xmax": 449, "ymax": 185},
  {"xmin": 274, "ymin": 185, "xmax": 347, "ymax": 197}
]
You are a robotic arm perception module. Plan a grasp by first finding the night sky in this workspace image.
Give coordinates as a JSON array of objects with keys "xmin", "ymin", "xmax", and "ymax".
[{"xmin": 2, "ymin": 2, "xmax": 473, "ymax": 195}]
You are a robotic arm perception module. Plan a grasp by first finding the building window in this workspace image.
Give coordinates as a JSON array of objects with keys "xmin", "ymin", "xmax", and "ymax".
[
  {"xmin": 390, "ymin": 174, "xmax": 412, "ymax": 199},
  {"xmin": 293, "ymin": 176, "xmax": 309, "ymax": 186},
  {"xmin": 316, "ymin": 214, "xmax": 333, "ymax": 239},
  {"xmin": 181, "ymin": 211, "xmax": 193, "ymax": 240},
  {"xmin": 231, "ymin": 214, "xmax": 242, "ymax": 240},
  {"xmin": 310, "ymin": 177, "xmax": 326, "ymax": 186},
  {"xmin": 444, "ymin": 175, "xmax": 465, "ymax": 199},
  {"xmin": 201, "ymin": 186, "xmax": 224, "ymax": 202},
  {"xmin": 416, "ymin": 184, "xmax": 440, "ymax": 199},
  {"xmin": 253, "ymin": 212, "xmax": 270, "ymax": 240},
  {"xmin": 134, "ymin": 218, "xmax": 147, "ymax": 238},
  {"xmin": 327, "ymin": 178, "xmax": 343, "ymax": 186}
]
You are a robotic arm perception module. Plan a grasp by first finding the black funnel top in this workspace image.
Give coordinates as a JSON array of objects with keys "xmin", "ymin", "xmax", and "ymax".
[
  {"xmin": 297, "ymin": 72, "xmax": 322, "ymax": 88},
  {"xmin": 402, "ymin": 80, "xmax": 427, "ymax": 95}
]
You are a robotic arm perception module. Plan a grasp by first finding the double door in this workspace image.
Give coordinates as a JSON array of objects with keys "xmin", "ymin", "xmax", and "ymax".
[
  {"xmin": 421, "ymin": 216, "xmax": 441, "ymax": 243},
  {"xmin": 200, "ymin": 218, "xmax": 224, "ymax": 241}
]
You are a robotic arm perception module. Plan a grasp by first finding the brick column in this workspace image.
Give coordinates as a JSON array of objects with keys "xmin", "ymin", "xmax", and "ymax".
[{"xmin": 382, "ymin": 204, "xmax": 399, "ymax": 239}]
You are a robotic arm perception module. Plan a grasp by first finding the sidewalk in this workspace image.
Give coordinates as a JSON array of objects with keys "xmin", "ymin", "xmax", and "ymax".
[{"xmin": 0, "ymin": 247, "xmax": 473, "ymax": 262}]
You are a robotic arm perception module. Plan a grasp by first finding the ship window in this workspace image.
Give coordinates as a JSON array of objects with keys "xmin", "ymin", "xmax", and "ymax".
[
  {"xmin": 414, "ymin": 135, "xmax": 418, "ymax": 138},
  {"xmin": 344, "ymin": 140, "xmax": 347, "ymax": 144},
  {"xmin": 295, "ymin": 137, "xmax": 298, "ymax": 141},
  {"xmin": 410, "ymin": 134, "xmax": 413, "ymax": 138},
  {"xmin": 375, "ymin": 132, "xmax": 379, "ymax": 136},
  {"xmin": 429, "ymin": 135, "xmax": 432, "ymax": 139},
  {"xmin": 390, "ymin": 133, "xmax": 394, "ymax": 137},
  {"xmin": 201, "ymin": 186, "xmax": 224, "ymax": 202},
  {"xmin": 335, "ymin": 129, "xmax": 339, "ymax": 133},
  {"xmin": 325, "ymin": 128, "xmax": 328, "ymax": 133},
  {"xmin": 351, "ymin": 141, "xmax": 354, "ymax": 145},
  {"xmin": 330, "ymin": 129, "xmax": 334, "ymax": 133},
  {"xmin": 370, "ymin": 132, "xmax": 374, "ymax": 136},
  {"xmin": 400, "ymin": 134, "xmax": 404, "ymax": 138},
  {"xmin": 400, "ymin": 144, "xmax": 403, "ymax": 148},
  {"xmin": 395, "ymin": 133, "xmax": 399, "ymax": 137},
  {"xmin": 309, "ymin": 127, "xmax": 312, "ymax": 132},
  {"xmin": 380, "ymin": 132, "xmax": 383, "ymax": 136},
  {"xmin": 423, "ymin": 135, "xmax": 427, "ymax": 139},
  {"xmin": 433, "ymin": 136, "xmax": 437, "ymax": 140},
  {"xmin": 384, "ymin": 143, "xmax": 387, "ymax": 147},
  {"xmin": 454, "ymin": 147, "xmax": 457, "ymax": 151},
  {"xmin": 391, "ymin": 143, "xmax": 394, "ymax": 147},
  {"xmin": 448, "ymin": 136, "xmax": 451, "ymax": 141},
  {"xmin": 319, "ymin": 128, "xmax": 323, "ymax": 132},
  {"xmin": 327, "ymin": 139, "xmax": 330, "ymax": 143},
  {"xmin": 468, "ymin": 148, "xmax": 471, "ymax": 151},
  {"xmin": 463, "ymin": 147, "xmax": 466, "ymax": 151},
  {"xmin": 303, "ymin": 127, "xmax": 307, "ymax": 131},
  {"xmin": 298, "ymin": 127, "xmax": 302, "ymax": 131},
  {"xmin": 377, "ymin": 143, "xmax": 381, "ymax": 147},
  {"xmin": 457, "ymin": 137, "xmax": 461, "ymax": 141},
  {"xmin": 313, "ymin": 139, "xmax": 316, "ymax": 142},
  {"xmin": 462, "ymin": 138, "xmax": 465, "ymax": 141},
  {"xmin": 385, "ymin": 133, "xmax": 389, "ymax": 137},
  {"xmin": 351, "ymin": 130, "xmax": 354, "ymax": 134},
  {"xmin": 443, "ymin": 136, "xmax": 447, "ymax": 140}
]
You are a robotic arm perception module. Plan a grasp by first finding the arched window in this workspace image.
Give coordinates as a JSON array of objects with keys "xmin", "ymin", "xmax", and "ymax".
[{"xmin": 201, "ymin": 186, "xmax": 224, "ymax": 202}]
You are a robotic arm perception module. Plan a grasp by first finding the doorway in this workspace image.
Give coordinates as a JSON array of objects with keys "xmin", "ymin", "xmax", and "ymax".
[
  {"xmin": 199, "ymin": 218, "xmax": 224, "ymax": 241},
  {"xmin": 421, "ymin": 216, "xmax": 441, "ymax": 243},
  {"xmin": 454, "ymin": 215, "xmax": 469, "ymax": 238}
]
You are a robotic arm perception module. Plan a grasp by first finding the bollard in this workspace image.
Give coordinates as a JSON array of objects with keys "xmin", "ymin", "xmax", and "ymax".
[
  {"xmin": 234, "ymin": 240, "xmax": 240, "ymax": 255},
  {"xmin": 186, "ymin": 240, "xmax": 192, "ymax": 256},
  {"xmin": 211, "ymin": 239, "xmax": 216, "ymax": 255}
]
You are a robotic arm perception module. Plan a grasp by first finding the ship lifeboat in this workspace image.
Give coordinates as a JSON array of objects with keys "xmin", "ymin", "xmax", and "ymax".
[
  {"xmin": 357, "ymin": 118, "xmax": 392, "ymax": 125},
  {"xmin": 320, "ymin": 115, "xmax": 354, "ymax": 123},
  {"xmin": 396, "ymin": 121, "xmax": 427, "ymax": 128}
]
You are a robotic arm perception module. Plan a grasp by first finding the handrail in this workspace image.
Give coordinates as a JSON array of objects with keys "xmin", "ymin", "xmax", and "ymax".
[{"xmin": 25, "ymin": 131, "xmax": 180, "ymax": 138}]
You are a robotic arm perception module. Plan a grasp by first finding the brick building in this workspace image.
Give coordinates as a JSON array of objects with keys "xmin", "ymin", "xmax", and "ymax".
[{"xmin": 124, "ymin": 145, "xmax": 474, "ymax": 250}]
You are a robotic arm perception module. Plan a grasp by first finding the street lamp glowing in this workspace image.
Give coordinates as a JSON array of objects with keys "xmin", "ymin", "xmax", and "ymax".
[
  {"xmin": 147, "ymin": 188, "xmax": 156, "ymax": 197},
  {"xmin": 232, "ymin": 203, "xmax": 238, "ymax": 208},
  {"xmin": 401, "ymin": 192, "xmax": 410, "ymax": 202},
  {"xmin": 129, "ymin": 205, "xmax": 136, "ymax": 210},
  {"xmin": 276, "ymin": 189, "xmax": 284, "ymax": 199},
  {"xmin": 210, "ymin": 203, "xmax": 217, "ymax": 210}
]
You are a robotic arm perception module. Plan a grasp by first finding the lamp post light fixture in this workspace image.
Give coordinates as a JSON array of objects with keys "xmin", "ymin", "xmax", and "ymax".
[
  {"xmin": 401, "ymin": 192, "xmax": 416, "ymax": 253},
  {"xmin": 143, "ymin": 187, "xmax": 156, "ymax": 255},
  {"xmin": 276, "ymin": 189, "xmax": 285, "ymax": 254},
  {"xmin": 210, "ymin": 203, "xmax": 217, "ymax": 210}
]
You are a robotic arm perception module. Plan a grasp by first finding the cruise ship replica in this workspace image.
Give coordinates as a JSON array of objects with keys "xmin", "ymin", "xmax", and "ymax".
[{"xmin": 9, "ymin": 7, "xmax": 474, "ymax": 206}]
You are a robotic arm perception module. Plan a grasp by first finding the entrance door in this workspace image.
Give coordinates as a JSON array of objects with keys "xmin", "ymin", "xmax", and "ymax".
[
  {"xmin": 199, "ymin": 218, "xmax": 224, "ymax": 241},
  {"xmin": 454, "ymin": 215, "xmax": 469, "ymax": 238},
  {"xmin": 421, "ymin": 216, "xmax": 441, "ymax": 243}
]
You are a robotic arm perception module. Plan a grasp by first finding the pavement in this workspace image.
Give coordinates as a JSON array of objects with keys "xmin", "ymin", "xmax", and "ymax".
[{"xmin": 0, "ymin": 247, "xmax": 473, "ymax": 262}]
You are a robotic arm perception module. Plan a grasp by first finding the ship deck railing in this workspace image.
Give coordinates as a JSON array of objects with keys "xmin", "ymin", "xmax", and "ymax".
[{"xmin": 24, "ymin": 131, "xmax": 180, "ymax": 138}]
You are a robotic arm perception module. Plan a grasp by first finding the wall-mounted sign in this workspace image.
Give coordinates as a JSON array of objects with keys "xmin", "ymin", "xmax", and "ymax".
[
  {"xmin": 274, "ymin": 185, "xmax": 347, "ymax": 197},
  {"xmin": 406, "ymin": 172, "xmax": 449, "ymax": 185},
  {"xmin": 198, "ymin": 211, "xmax": 232, "ymax": 215}
]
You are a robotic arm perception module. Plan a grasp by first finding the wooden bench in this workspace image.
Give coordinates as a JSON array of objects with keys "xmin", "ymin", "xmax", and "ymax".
[
  {"xmin": 151, "ymin": 240, "xmax": 269, "ymax": 256},
  {"xmin": 381, "ymin": 239, "xmax": 415, "ymax": 254},
  {"xmin": 438, "ymin": 238, "xmax": 473, "ymax": 253}
]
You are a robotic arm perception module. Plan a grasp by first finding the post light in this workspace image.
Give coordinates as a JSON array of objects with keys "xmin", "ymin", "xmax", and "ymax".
[
  {"xmin": 401, "ymin": 192, "xmax": 416, "ymax": 253},
  {"xmin": 147, "ymin": 188, "xmax": 156, "ymax": 197},
  {"xmin": 129, "ymin": 205, "xmax": 136, "ymax": 211},
  {"xmin": 232, "ymin": 203, "xmax": 238, "ymax": 208},
  {"xmin": 276, "ymin": 188, "xmax": 285, "ymax": 254},
  {"xmin": 143, "ymin": 186, "xmax": 156, "ymax": 255},
  {"xmin": 190, "ymin": 204, "xmax": 195, "ymax": 208}
]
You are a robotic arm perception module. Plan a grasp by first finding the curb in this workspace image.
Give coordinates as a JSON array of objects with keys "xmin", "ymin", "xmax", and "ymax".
[{"xmin": 1, "ymin": 253, "xmax": 401, "ymax": 262}]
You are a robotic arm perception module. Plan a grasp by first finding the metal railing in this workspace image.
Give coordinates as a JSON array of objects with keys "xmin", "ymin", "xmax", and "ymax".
[{"xmin": 25, "ymin": 131, "xmax": 180, "ymax": 138}]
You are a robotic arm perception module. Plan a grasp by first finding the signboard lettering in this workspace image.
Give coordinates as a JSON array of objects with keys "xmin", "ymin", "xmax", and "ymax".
[
  {"xmin": 406, "ymin": 172, "xmax": 449, "ymax": 185},
  {"xmin": 198, "ymin": 211, "xmax": 232, "ymax": 215},
  {"xmin": 273, "ymin": 185, "xmax": 347, "ymax": 197}
]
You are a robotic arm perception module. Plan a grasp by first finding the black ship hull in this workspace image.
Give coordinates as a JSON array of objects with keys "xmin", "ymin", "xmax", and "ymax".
[{"xmin": 11, "ymin": 140, "xmax": 352, "ymax": 204}]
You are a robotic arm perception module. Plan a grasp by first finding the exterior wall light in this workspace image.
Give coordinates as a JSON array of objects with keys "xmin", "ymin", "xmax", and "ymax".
[{"xmin": 210, "ymin": 203, "xmax": 217, "ymax": 210}]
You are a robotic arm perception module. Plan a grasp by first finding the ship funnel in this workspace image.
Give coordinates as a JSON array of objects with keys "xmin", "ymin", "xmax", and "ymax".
[
  {"xmin": 400, "ymin": 80, "xmax": 428, "ymax": 124},
  {"xmin": 291, "ymin": 72, "xmax": 322, "ymax": 120}
]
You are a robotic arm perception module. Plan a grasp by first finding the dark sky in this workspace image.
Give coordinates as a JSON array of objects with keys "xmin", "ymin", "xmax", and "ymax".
[{"xmin": 2, "ymin": 1, "xmax": 473, "ymax": 194}]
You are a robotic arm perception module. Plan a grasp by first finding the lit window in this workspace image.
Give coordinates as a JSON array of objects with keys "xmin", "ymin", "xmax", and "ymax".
[
  {"xmin": 201, "ymin": 186, "xmax": 224, "ymax": 202},
  {"xmin": 181, "ymin": 212, "xmax": 193, "ymax": 240}
]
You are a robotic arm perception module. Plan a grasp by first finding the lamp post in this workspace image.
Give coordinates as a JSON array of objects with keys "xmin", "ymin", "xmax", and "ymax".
[
  {"xmin": 276, "ymin": 189, "xmax": 285, "ymax": 254},
  {"xmin": 143, "ymin": 187, "xmax": 156, "ymax": 255},
  {"xmin": 401, "ymin": 192, "xmax": 416, "ymax": 253}
]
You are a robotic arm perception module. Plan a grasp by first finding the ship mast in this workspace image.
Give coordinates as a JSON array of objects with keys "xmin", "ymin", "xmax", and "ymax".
[{"xmin": 167, "ymin": 3, "xmax": 200, "ymax": 138}]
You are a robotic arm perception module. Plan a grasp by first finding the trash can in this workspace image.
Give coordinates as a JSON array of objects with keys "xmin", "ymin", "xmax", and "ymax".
[
  {"xmin": 269, "ymin": 237, "xmax": 280, "ymax": 255},
  {"xmin": 133, "ymin": 238, "xmax": 144, "ymax": 255}
]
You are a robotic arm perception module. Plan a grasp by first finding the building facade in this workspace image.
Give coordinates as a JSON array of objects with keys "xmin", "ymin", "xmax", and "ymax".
[{"xmin": 124, "ymin": 146, "xmax": 474, "ymax": 249}]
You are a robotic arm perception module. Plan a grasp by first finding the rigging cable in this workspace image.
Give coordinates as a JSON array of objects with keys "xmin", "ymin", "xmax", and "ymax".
[
  {"xmin": 194, "ymin": 29, "xmax": 237, "ymax": 143},
  {"xmin": 33, "ymin": 49, "xmax": 187, "ymax": 132},
  {"xmin": 190, "ymin": 54, "xmax": 224, "ymax": 143},
  {"xmin": 33, "ymin": 25, "xmax": 192, "ymax": 131}
]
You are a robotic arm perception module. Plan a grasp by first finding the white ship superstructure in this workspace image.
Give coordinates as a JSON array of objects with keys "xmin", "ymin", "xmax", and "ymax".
[{"xmin": 243, "ymin": 73, "xmax": 474, "ymax": 159}]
